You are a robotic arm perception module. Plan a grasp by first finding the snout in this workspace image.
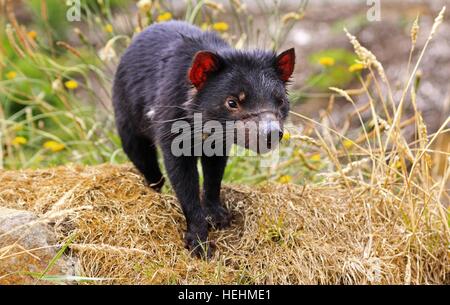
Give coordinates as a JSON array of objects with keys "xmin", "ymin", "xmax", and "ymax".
[
  {"xmin": 233, "ymin": 112, "xmax": 284, "ymax": 153},
  {"xmin": 259, "ymin": 115, "xmax": 283, "ymax": 150}
]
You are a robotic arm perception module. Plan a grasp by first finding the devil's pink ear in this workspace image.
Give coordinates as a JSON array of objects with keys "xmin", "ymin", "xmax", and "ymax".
[
  {"xmin": 188, "ymin": 51, "xmax": 220, "ymax": 89},
  {"xmin": 276, "ymin": 48, "xmax": 296, "ymax": 82}
]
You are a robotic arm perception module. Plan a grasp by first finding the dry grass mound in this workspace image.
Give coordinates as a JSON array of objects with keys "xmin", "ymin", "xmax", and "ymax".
[{"xmin": 0, "ymin": 164, "xmax": 448, "ymax": 284}]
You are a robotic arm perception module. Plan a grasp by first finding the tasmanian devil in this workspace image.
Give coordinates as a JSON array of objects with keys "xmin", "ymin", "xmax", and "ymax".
[{"xmin": 113, "ymin": 20, "xmax": 295, "ymax": 258}]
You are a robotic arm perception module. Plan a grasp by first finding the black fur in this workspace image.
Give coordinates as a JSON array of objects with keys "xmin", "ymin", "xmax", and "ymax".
[{"xmin": 113, "ymin": 21, "xmax": 294, "ymax": 258}]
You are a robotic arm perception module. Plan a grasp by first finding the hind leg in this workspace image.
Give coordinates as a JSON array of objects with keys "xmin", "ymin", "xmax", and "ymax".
[{"xmin": 120, "ymin": 130, "xmax": 165, "ymax": 192}]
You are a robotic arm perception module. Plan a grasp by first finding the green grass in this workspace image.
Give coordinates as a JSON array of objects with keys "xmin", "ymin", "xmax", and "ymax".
[{"xmin": 0, "ymin": 0, "xmax": 319, "ymax": 185}]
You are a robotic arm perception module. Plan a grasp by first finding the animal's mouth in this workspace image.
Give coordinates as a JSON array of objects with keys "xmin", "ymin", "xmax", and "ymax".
[
  {"xmin": 237, "ymin": 130, "xmax": 283, "ymax": 153},
  {"xmin": 203, "ymin": 129, "xmax": 282, "ymax": 153},
  {"xmin": 231, "ymin": 122, "xmax": 283, "ymax": 154}
]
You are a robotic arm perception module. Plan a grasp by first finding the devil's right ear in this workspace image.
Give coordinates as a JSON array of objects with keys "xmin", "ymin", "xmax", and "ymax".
[
  {"xmin": 188, "ymin": 51, "xmax": 221, "ymax": 89},
  {"xmin": 275, "ymin": 48, "xmax": 296, "ymax": 83}
]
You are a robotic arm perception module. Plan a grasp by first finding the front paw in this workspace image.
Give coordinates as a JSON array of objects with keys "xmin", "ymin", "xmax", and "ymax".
[
  {"xmin": 205, "ymin": 205, "xmax": 231, "ymax": 230},
  {"xmin": 184, "ymin": 230, "xmax": 213, "ymax": 259}
]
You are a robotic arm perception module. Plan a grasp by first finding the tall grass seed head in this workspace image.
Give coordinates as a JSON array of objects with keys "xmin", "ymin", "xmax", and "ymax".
[
  {"xmin": 345, "ymin": 28, "xmax": 387, "ymax": 83},
  {"xmin": 205, "ymin": 0, "xmax": 225, "ymax": 12},
  {"xmin": 99, "ymin": 41, "xmax": 117, "ymax": 62},
  {"xmin": 137, "ymin": 0, "xmax": 152, "ymax": 13},
  {"xmin": 230, "ymin": 0, "xmax": 246, "ymax": 13},
  {"xmin": 329, "ymin": 87, "xmax": 353, "ymax": 103},
  {"xmin": 410, "ymin": 15, "xmax": 420, "ymax": 45},
  {"xmin": 430, "ymin": 6, "xmax": 446, "ymax": 39},
  {"xmin": 282, "ymin": 12, "xmax": 303, "ymax": 24}
]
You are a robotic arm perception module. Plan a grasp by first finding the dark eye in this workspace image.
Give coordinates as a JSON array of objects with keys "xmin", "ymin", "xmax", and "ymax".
[{"xmin": 226, "ymin": 97, "xmax": 239, "ymax": 109}]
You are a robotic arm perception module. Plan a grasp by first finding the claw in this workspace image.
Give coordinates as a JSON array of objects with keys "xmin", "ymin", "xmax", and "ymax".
[
  {"xmin": 205, "ymin": 205, "xmax": 231, "ymax": 230},
  {"xmin": 184, "ymin": 230, "xmax": 213, "ymax": 259}
]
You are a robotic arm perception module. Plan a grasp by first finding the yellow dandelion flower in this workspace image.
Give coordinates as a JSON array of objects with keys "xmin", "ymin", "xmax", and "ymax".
[
  {"xmin": 104, "ymin": 24, "xmax": 113, "ymax": 33},
  {"xmin": 157, "ymin": 12, "xmax": 173, "ymax": 23},
  {"xmin": 12, "ymin": 136, "xmax": 27, "ymax": 146},
  {"xmin": 135, "ymin": 26, "xmax": 142, "ymax": 34},
  {"xmin": 137, "ymin": 0, "xmax": 152, "ymax": 13},
  {"xmin": 213, "ymin": 22, "xmax": 229, "ymax": 32},
  {"xmin": 348, "ymin": 63, "xmax": 365, "ymax": 73},
  {"xmin": 318, "ymin": 57, "xmax": 335, "ymax": 67},
  {"xmin": 64, "ymin": 80, "xmax": 79, "ymax": 90},
  {"xmin": 282, "ymin": 130, "xmax": 291, "ymax": 141},
  {"xmin": 343, "ymin": 139, "xmax": 354, "ymax": 149},
  {"xmin": 43, "ymin": 140, "xmax": 65, "ymax": 152},
  {"xmin": 6, "ymin": 71, "xmax": 17, "ymax": 80},
  {"xmin": 278, "ymin": 175, "xmax": 292, "ymax": 184},
  {"xmin": 310, "ymin": 153, "xmax": 321, "ymax": 162},
  {"xmin": 27, "ymin": 30, "xmax": 37, "ymax": 40}
]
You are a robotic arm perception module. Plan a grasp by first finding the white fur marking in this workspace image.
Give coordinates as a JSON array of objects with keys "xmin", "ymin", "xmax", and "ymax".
[{"xmin": 146, "ymin": 108, "xmax": 155, "ymax": 119}]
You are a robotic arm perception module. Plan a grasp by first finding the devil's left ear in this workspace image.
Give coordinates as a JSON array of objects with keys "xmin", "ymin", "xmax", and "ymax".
[{"xmin": 276, "ymin": 48, "xmax": 296, "ymax": 82}]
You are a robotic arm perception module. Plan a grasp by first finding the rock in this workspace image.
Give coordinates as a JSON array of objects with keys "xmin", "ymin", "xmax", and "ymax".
[{"xmin": 0, "ymin": 207, "xmax": 74, "ymax": 284}]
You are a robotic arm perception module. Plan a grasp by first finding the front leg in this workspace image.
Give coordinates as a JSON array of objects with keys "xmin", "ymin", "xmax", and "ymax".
[
  {"xmin": 201, "ymin": 155, "xmax": 231, "ymax": 229},
  {"xmin": 162, "ymin": 152, "xmax": 210, "ymax": 258}
]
